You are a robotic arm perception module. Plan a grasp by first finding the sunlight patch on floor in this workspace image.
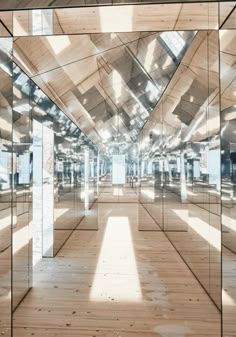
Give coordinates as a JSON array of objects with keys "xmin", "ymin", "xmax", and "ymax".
[{"xmin": 90, "ymin": 216, "xmax": 142, "ymax": 302}]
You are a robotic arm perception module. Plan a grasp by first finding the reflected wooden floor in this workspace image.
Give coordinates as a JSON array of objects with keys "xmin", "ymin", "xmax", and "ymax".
[
  {"xmin": 223, "ymin": 247, "xmax": 236, "ymax": 337},
  {"xmin": 13, "ymin": 204, "xmax": 220, "ymax": 337}
]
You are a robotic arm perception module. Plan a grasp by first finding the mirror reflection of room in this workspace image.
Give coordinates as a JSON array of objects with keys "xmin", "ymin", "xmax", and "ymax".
[{"xmin": 0, "ymin": 2, "xmax": 235, "ymax": 337}]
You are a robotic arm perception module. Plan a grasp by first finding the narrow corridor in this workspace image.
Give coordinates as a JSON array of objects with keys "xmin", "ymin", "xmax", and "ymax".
[{"xmin": 13, "ymin": 203, "xmax": 220, "ymax": 337}]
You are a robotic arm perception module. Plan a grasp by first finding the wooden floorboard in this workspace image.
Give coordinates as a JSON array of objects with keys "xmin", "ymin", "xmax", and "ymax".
[{"xmin": 13, "ymin": 203, "xmax": 220, "ymax": 337}]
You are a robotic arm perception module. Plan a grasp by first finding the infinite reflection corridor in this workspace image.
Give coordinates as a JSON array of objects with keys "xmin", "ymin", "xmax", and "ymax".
[{"xmin": 13, "ymin": 203, "xmax": 220, "ymax": 337}]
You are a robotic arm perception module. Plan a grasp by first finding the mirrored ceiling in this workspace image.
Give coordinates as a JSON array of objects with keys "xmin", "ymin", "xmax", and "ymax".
[
  {"xmin": 14, "ymin": 31, "xmax": 196, "ymax": 153},
  {"xmin": 0, "ymin": 0, "xmax": 222, "ymax": 10}
]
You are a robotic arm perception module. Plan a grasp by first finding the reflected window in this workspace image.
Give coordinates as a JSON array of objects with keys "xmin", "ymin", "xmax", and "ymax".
[
  {"xmin": 160, "ymin": 32, "xmax": 185, "ymax": 57},
  {"xmin": 32, "ymin": 9, "xmax": 53, "ymax": 35}
]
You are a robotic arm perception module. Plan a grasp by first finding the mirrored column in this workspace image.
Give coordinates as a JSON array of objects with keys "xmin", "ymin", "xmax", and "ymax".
[{"xmin": 12, "ymin": 63, "xmax": 33, "ymax": 309}]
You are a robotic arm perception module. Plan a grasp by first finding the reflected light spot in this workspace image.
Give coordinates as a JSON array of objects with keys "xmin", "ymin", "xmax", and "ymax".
[
  {"xmin": 14, "ymin": 49, "xmax": 33, "ymax": 75},
  {"xmin": 90, "ymin": 216, "xmax": 142, "ymax": 302},
  {"xmin": 46, "ymin": 36, "xmax": 71, "ymax": 55},
  {"xmin": 13, "ymin": 226, "xmax": 29, "ymax": 255},
  {"xmin": 223, "ymin": 289, "xmax": 235, "ymax": 306},
  {"xmin": 144, "ymin": 39, "xmax": 156, "ymax": 71},
  {"xmin": 113, "ymin": 187, "xmax": 123, "ymax": 196},
  {"xmin": 0, "ymin": 213, "xmax": 11, "ymax": 231},
  {"xmin": 112, "ymin": 70, "xmax": 122, "ymax": 102},
  {"xmin": 99, "ymin": 6, "xmax": 133, "ymax": 32},
  {"xmin": 197, "ymin": 116, "xmax": 219, "ymax": 135},
  {"xmin": 54, "ymin": 208, "xmax": 70, "ymax": 219},
  {"xmin": 224, "ymin": 110, "xmax": 236, "ymax": 121},
  {"xmin": 173, "ymin": 209, "xmax": 220, "ymax": 250},
  {"xmin": 13, "ymin": 16, "xmax": 27, "ymax": 36},
  {"xmin": 222, "ymin": 214, "xmax": 236, "ymax": 232},
  {"xmin": 141, "ymin": 189, "xmax": 155, "ymax": 200}
]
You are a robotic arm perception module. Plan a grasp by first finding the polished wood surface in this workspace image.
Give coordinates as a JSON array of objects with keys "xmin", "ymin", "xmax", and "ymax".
[
  {"xmin": 223, "ymin": 247, "xmax": 236, "ymax": 337},
  {"xmin": 13, "ymin": 2, "xmax": 219, "ymax": 37},
  {"xmin": 13, "ymin": 203, "xmax": 220, "ymax": 337}
]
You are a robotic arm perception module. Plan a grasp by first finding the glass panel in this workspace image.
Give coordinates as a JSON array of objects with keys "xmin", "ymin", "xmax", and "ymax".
[
  {"xmin": 42, "ymin": 125, "xmax": 54, "ymax": 257},
  {"xmin": 12, "ymin": 62, "xmax": 32, "ymax": 309},
  {"xmin": 32, "ymin": 120, "xmax": 42, "ymax": 267},
  {"xmin": 0, "ymin": 37, "xmax": 12, "ymax": 337},
  {"xmin": 220, "ymin": 5, "xmax": 236, "ymax": 29},
  {"xmin": 138, "ymin": 30, "xmax": 221, "ymax": 312},
  {"xmin": 0, "ymin": 0, "xmax": 221, "ymax": 10},
  {"xmin": 0, "ymin": 12, "xmax": 13, "ymax": 36},
  {"xmin": 12, "ymin": 4, "xmax": 218, "ymax": 37},
  {"xmin": 26, "ymin": 65, "xmax": 99, "ymax": 253},
  {"xmin": 221, "ymin": 27, "xmax": 236, "ymax": 336}
]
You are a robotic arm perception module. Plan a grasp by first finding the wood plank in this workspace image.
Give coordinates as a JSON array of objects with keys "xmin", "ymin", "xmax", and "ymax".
[
  {"xmin": 13, "ymin": 3, "xmax": 219, "ymax": 37},
  {"xmin": 13, "ymin": 203, "xmax": 220, "ymax": 337}
]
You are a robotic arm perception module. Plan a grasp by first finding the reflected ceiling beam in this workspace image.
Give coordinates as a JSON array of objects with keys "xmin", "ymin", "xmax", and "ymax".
[
  {"xmin": 142, "ymin": 30, "xmax": 220, "ymax": 144},
  {"xmin": 13, "ymin": 2, "xmax": 218, "ymax": 36},
  {"xmin": 220, "ymin": 2, "xmax": 236, "ymax": 28},
  {"xmin": 55, "ymin": 3, "xmax": 218, "ymax": 33},
  {"xmin": 0, "ymin": 0, "xmax": 224, "ymax": 11},
  {"xmin": 0, "ymin": 21, "xmax": 11, "ymax": 37},
  {"xmin": 0, "ymin": 12, "xmax": 13, "ymax": 35}
]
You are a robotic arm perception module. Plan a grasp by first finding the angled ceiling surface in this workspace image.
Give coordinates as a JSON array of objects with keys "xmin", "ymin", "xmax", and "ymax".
[{"xmin": 14, "ymin": 30, "xmax": 196, "ymax": 151}]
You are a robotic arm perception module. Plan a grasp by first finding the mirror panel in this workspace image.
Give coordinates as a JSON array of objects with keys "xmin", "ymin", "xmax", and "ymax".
[
  {"xmin": 12, "ymin": 3, "xmax": 218, "ymax": 36},
  {"xmin": 220, "ymin": 23, "xmax": 236, "ymax": 336},
  {"xmin": 12, "ymin": 62, "xmax": 32, "ymax": 309},
  {"xmin": 0, "ymin": 37, "xmax": 12, "ymax": 337},
  {"xmin": 138, "ymin": 30, "xmax": 221, "ymax": 311}
]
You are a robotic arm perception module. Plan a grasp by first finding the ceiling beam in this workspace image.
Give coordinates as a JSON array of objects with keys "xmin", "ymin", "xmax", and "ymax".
[{"xmin": 13, "ymin": 2, "xmax": 219, "ymax": 37}]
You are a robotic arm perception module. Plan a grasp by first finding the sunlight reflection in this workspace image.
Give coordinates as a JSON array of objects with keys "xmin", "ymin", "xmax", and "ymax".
[
  {"xmin": 13, "ymin": 226, "xmax": 29, "ymax": 255},
  {"xmin": 90, "ymin": 216, "xmax": 142, "ymax": 302},
  {"xmin": 222, "ymin": 214, "xmax": 236, "ymax": 232},
  {"xmin": 54, "ymin": 207, "xmax": 70, "ymax": 219},
  {"xmin": 46, "ymin": 36, "xmax": 71, "ymax": 55},
  {"xmin": 173, "ymin": 209, "xmax": 220, "ymax": 250},
  {"xmin": 141, "ymin": 189, "xmax": 155, "ymax": 200},
  {"xmin": 0, "ymin": 214, "xmax": 11, "ymax": 231},
  {"xmin": 99, "ymin": 6, "xmax": 133, "ymax": 32},
  {"xmin": 113, "ymin": 187, "xmax": 123, "ymax": 196},
  {"xmin": 13, "ymin": 16, "xmax": 27, "ymax": 36},
  {"xmin": 223, "ymin": 289, "xmax": 236, "ymax": 306}
]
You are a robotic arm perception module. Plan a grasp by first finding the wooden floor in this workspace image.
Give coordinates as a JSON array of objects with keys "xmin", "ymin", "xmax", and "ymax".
[
  {"xmin": 223, "ymin": 247, "xmax": 236, "ymax": 337},
  {"xmin": 13, "ymin": 203, "xmax": 220, "ymax": 337}
]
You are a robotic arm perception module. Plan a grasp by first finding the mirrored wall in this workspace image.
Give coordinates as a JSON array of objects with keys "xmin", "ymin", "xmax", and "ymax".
[
  {"xmin": 220, "ymin": 4, "xmax": 236, "ymax": 336},
  {"xmin": 13, "ymin": 54, "xmax": 33, "ymax": 310},
  {"xmin": 29, "ymin": 69, "xmax": 99, "ymax": 256},
  {"xmin": 0, "ymin": 36, "xmax": 12, "ymax": 337},
  {"xmin": 138, "ymin": 30, "xmax": 221, "ymax": 309}
]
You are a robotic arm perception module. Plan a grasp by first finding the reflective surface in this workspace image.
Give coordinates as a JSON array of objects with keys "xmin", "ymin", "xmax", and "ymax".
[
  {"xmin": 220, "ymin": 4, "xmax": 236, "ymax": 29},
  {"xmin": 0, "ymin": 37, "xmax": 12, "ymax": 337},
  {"xmin": 13, "ymin": 30, "xmax": 195, "ymax": 153},
  {"xmin": 11, "ymin": 3, "xmax": 219, "ymax": 38},
  {"xmin": 138, "ymin": 30, "xmax": 221, "ymax": 308},
  {"xmin": 13, "ymin": 62, "xmax": 33, "ymax": 309},
  {"xmin": 0, "ymin": 4, "xmax": 232, "ymax": 335},
  {"xmin": 29, "ymin": 67, "xmax": 98, "ymax": 256},
  {"xmin": 221, "ymin": 9, "xmax": 236, "ymax": 335},
  {"xmin": 0, "ymin": 0, "xmax": 221, "ymax": 10}
]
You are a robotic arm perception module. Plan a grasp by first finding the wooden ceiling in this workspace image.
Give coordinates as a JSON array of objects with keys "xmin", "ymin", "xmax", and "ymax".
[
  {"xmin": 0, "ymin": 0, "xmax": 223, "ymax": 11},
  {"xmin": 13, "ymin": 2, "xmax": 219, "ymax": 37},
  {"xmin": 0, "ymin": 1, "xmax": 235, "ymax": 149},
  {"xmin": 141, "ymin": 30, "xmax": 221, "ymax": 149},
  {"xmin": 13, "ymin": 31, "xmax": 196, "ymax": 146},
  {"xmin": 1, "ymin": 2, "xmax": 234, "ymax": 37}
]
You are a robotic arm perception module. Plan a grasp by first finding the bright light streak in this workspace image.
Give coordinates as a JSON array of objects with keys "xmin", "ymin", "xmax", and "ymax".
[{"xmin": 90, "ymin": 216, "xmax": 142, "ymax": 302}]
